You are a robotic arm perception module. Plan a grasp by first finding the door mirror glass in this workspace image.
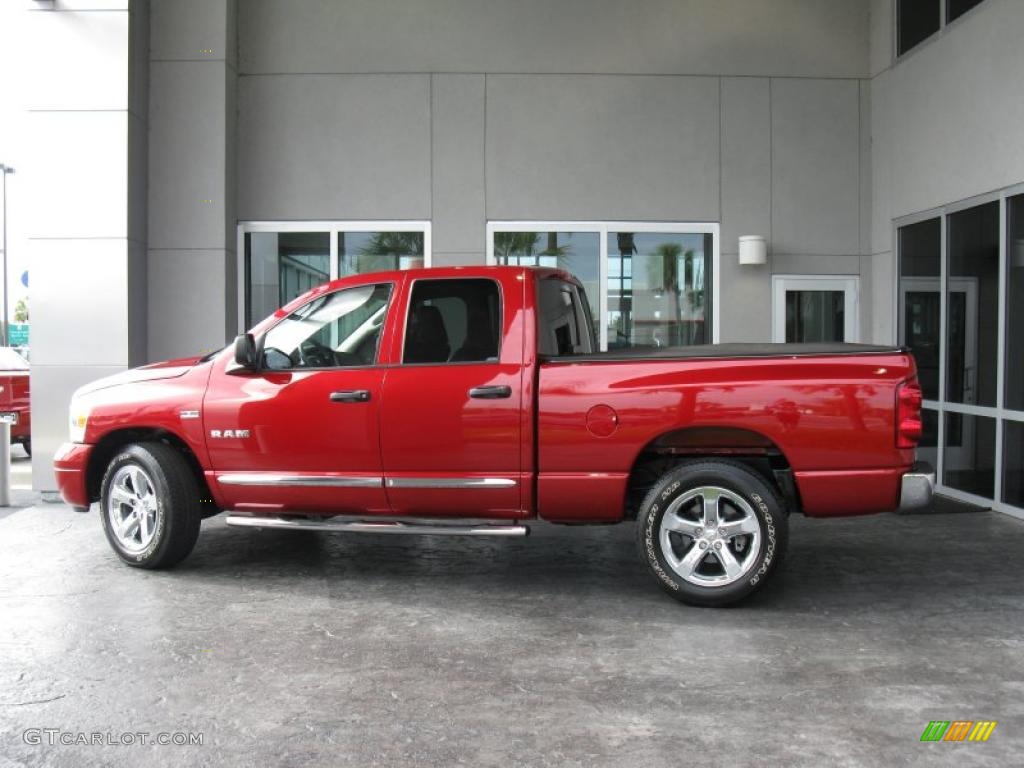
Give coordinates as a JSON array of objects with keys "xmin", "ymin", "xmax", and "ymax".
[{"xmin": 233, "ymin": 333, "xmax": 257, "ymax": 369}]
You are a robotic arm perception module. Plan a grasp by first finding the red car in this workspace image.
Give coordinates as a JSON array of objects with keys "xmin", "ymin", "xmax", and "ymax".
[
  {"xmin": 54, "ymin": 267, "xmax": 931, "ymax": 606},
  {"xmin": 0, "ymin": 347, "xmax": 31, "ymax": 456}
]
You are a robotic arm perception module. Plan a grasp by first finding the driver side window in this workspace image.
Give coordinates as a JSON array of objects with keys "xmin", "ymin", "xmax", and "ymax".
[{"xmin": 261, "ymin": 283, "xmax": 392, "ymax": 370}]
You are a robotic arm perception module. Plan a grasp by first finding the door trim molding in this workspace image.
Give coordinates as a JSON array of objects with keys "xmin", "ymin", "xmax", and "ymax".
[
  {"xmin": 216, "ymin": 474, "xmax": 519, "ymax": 490},
  {"xmin": 217, "ymin": 473, "xmax": 383, "ymax": 488},
  {"xmin": 385, "ymin": 477, "xmax": 517, "ymax": 489}
]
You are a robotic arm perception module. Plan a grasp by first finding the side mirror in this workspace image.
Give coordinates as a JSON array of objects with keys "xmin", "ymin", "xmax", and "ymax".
[{"xmin": 233, "ymin": 333, "xmax": 257, "ymax": 370}]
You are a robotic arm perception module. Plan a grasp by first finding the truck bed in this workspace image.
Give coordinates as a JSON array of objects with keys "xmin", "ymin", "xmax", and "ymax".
[{"xmin": 544, "ymin": 342, "xmax": 906, "ymax": 363}]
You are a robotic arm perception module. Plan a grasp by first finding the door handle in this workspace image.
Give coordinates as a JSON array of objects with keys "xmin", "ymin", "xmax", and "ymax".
[
  {"xmin": 468, "ymin": 385, "xmax": 512, "ymax": 399},
  {"xmin": 330, "ymin": 390, "xmax": 371, "ymax": 403}
]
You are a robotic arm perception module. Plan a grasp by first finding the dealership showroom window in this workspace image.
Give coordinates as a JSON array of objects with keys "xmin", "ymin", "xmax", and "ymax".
[{"xmin": 0, "ymin": 0, "xmax": 1021, "ymax": 765}]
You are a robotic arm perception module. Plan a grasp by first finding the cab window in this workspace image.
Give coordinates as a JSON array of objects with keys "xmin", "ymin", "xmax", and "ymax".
[
  {"xmin": 538, "ymin": 278, "xmax": 595, "ymax": 356},
  {"xmin": 261, "ymin": 283, "xmax": 392, "ymax": 370},
  {"xmin": 403, "ymin": 279, "xmax": 501, "ymax": 364}
]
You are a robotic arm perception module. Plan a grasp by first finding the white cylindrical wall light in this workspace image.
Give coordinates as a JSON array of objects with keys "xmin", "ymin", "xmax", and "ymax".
[{"xmin": 738, "ymin": 235, "xmax": 768, "ymax": 266}]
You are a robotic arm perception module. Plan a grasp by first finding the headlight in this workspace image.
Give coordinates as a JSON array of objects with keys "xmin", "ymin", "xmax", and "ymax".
[{"xmin": 69, "ymin": 401, "xmax": 91, "ymax": 443}]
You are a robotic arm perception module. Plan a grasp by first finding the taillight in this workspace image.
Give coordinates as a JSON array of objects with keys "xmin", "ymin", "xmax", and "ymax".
[{"xmin": 896, "ymin": 378, "xmax": 923, "ymax": 449}]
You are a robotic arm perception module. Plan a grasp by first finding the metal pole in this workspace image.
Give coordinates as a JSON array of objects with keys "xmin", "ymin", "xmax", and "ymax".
[{"xmin": 0, "ymin": 421, "xmax": 10, "ymax": 507}]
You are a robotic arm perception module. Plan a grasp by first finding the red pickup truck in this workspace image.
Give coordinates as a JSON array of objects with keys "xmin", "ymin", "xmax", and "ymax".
[{"xmin": 54, "ymin": 266, "xmax": 932, "ymax": 606}]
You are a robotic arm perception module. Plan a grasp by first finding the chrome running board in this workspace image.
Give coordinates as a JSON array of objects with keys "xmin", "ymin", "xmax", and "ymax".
[{"xmin": 224, "ymin": 514, "xmax": 529, "ymax": 537}]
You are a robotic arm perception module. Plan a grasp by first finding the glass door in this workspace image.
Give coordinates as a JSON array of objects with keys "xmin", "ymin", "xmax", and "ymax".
[{"xmin": 771, "ymin": 276, "xmax": 859, "ymax": 343}]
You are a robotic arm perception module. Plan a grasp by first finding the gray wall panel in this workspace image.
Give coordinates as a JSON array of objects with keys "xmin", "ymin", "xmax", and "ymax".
[
  {"xmin": 720, "ymin": 77, "xmax": 771, "ymax": 252},
  {"xmin": 486, "ymin": 75, "xmax": 720, "ymax": 222},
  {"xmin": 869, "ymin": 70, "xmax": 893, "ymax": 255},
  {"xmin": 718, "ymin": 253, "xmax": 770, "ymax": 343},
  {"xmin": 431, "ymin": 74, "xmax": 485, "ymax": 255},
  {"xmin": 431, "ymin": 252, "xmax": 484, "ymax": 268},
  {"xmin": 147, "ymin": 249, "xmax": 231, "ymax": 361},
  {"xmin": 771, "ymin": 78, "xmax": 861, "ymax": 257},
  {"xmin": 151, "ymin": 0, "xmax": 233, "ymax": 65},
  {"xmin": 771, "ymin": 253, "xmax": 863, "ymax": 275},
  {"xmin": 239, "ymin": 0, "xmax": 868, "ymax": 78},
  {"xmin": 237, "ymin": 74, "xmax": 431, "ymax": 221},
  {"xmin": 869, "ymin": 250, "xmax": 895, "ymax": 344},
  {"xmin": 148, "ymin": 61, "xmax": 229, "ymax": 250},
  {"xmin": 869, "ymin": 0, "xmax": 892, "ymax": 78}
]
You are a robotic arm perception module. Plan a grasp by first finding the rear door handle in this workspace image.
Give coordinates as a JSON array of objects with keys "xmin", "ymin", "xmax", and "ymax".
[
  {"xmin": 468, "ymin": 385, "xmax": 512, "ymax": 399},
  {"xmin": 330, "ymin": 390, "xmax": 371, "ymax": 403}
]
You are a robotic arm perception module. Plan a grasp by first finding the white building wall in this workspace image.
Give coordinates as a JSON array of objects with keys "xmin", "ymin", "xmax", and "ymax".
[{"xmin": 869, "ymin": 0, "xmax": 1024, "ymax": 340}]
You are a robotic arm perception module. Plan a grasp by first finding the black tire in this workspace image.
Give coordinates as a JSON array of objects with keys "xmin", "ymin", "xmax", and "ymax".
[
  {"xmin": 100, "ymin": 442, "xmax": 202, "ymax": 569},
  {"xmin": 22, "ymin": 440, "xmax": 31, "ymax": 458},
  {"xmin": 635, "ymin": 459, "xmax": 788, "ymax": 607}
]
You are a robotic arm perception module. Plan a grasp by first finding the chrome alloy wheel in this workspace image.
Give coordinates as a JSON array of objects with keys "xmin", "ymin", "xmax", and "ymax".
[
  {"xmin": 659, "ymin": 486, "xmax": 762, "ymax": 587},
  {"xmin": 106, "ymin": 465, "xmax": 159, "ymax": 554}
]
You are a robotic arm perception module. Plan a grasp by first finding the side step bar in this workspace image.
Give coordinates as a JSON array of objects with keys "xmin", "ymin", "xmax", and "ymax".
[{"xmin": 224, "ymin": 514, "xmax": 529, "ymax": 537}]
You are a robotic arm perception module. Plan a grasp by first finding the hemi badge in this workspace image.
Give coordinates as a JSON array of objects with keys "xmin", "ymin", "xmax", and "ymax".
[{"xmin": 180, "ymin": 409, "xmax": 200, "ymax": 420}]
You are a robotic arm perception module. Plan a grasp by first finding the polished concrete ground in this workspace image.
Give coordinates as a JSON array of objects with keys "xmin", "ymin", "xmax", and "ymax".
[{"xmin": 1, "ymin": 503, "xmax": 1022, "ymax": 767}]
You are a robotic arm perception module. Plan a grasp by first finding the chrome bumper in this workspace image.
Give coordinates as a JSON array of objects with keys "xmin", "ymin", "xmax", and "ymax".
[{"xmin": 899, "ymin": 461, "xmax": 935, "ymax": 512}]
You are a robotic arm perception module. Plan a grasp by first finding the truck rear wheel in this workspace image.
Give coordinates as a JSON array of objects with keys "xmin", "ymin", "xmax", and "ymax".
[
  {"xmin": 635, "ymin": 459, "xmax": 788, "ymax": 607},
  {"xmin": 100, "ymin": 442, "xmax": 201, "ymax": 569}
]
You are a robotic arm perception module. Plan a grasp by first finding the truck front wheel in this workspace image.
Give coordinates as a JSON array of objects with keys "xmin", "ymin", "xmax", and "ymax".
[
  {"xmin": 100, "ymin": 442, "xmax": 202, "ymax": 569},
  {"xmin": 635, "ymin": 460, "xmax": 788, "ymax": 607}
]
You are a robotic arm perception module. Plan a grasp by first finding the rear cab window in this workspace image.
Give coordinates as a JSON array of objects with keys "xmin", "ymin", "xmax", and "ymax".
[
  {"xmin": 538, "ymin": 278, "xmax": 596, "ymax": 356},
  {"xmin": 402, "ymin": 279, "xmax": 502, "ymax": 364}
]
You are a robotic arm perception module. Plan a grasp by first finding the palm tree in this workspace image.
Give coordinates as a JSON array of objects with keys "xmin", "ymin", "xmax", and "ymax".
[{"xmin": 356, "ymin": 231, "xmax": 425, "ymax": 272}]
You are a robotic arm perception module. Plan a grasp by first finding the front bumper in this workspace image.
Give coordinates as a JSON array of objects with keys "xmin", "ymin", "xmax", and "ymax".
[
  {"xmin": 898, "ymin": 461, "xmax": 935, "ymax": 512},
  {"xmin": 53, "ymin": 442, "xmax": 93, "ymax": 511}
]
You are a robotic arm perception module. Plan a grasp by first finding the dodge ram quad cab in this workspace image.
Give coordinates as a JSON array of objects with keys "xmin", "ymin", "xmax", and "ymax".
[{"xmin": 54, "ymin": 266, "xmax": 933, "ymax": 606}]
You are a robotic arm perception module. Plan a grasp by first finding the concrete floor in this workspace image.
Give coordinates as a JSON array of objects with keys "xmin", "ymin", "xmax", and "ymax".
[{"xmin": 1, "ymin": 504, "xmax": 1022, "ymax": 767}]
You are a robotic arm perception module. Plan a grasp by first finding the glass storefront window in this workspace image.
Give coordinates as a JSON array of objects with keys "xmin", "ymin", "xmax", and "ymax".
[
  {"xmin": 943, "ymin": 412, "xmax": 996, "ymax": 499},
  {"xmin": 1006, "ymin": 194, "xmax": 1024, "ymax": 412},
  {"xmin": 917, "ymin": 408, "xmax": 939, "ymax": 473},
  {"xmin": 490, "ymin": 223, "xmax": 717, "ymax": 351},
  {"xmin": 338, "ymin": 231, "xmax": 424, "ymax": 277},
  {"xmin": 947, "ymin": 201, "xmax": 999, "ymax": 408},
  {"xmin": 898, "ymin": 217, "xmax": 941, "ymax": 400},
  {"xmin": 607, "ymin": 232, "xmax": 711, "ymax": 349},
  {"xmin": 242, "ymin": 223, "xmax": 429, "ymax": 328},
  {"xmin": 245, "ymin": 231, "xmax": 330, "ymax": 327},
  {"xmin": 492, "ymin": 231, "xmax": 600, "ymax": 331},
  {"xmin": 897, "ymin": 191, "xmax": 1022, "ymax": 514},
  {"xmin": 1003, "ymin": 421, "xmax": 1024, "ymax": 508}
]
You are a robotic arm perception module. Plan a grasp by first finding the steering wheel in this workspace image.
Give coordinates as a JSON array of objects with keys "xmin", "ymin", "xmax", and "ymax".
[{"xmin": 297, "ymin": 338, "xmax": 336, "ymax": 368}]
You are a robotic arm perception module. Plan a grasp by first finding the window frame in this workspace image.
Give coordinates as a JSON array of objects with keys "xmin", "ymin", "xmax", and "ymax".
[
  {"xmin": 237, "ymin": 220, "xmax": 431, "ymax": 334},
  {"xmin": 486, "ymin": 220, "xmax": 720, "ymax": 350},
  {"xmin": 893, "ymin": 180, "xmax": 1024, "ymax": 521}
]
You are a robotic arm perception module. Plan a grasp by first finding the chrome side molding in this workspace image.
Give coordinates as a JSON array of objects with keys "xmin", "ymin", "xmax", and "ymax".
[
  {"xmin": 218, "ymin": 474, "xmax": 382, "ymax": 488},
  {"xmin": 224, "ymin": 514, "xmax": 529, "ymax": 537},
  {"xmin": 385, "ymin": 477, "xmax": 517, "ymax": 489},
  {"xmin": 217, "ymin": 474, "xmax": 517, "ymax": 489}
]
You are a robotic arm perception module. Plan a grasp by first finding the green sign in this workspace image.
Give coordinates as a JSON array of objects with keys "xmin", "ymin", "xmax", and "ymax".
[{"xmin": 8, "ymin": 323, "xmax": 28, "ymax": 346}]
